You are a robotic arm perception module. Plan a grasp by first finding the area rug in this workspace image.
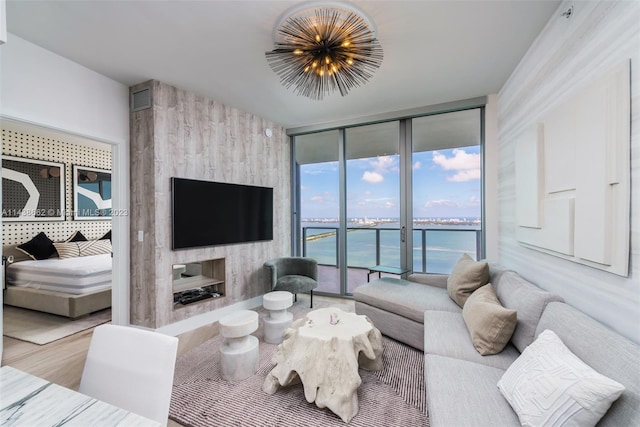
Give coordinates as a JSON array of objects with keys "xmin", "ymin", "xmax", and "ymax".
[
  {"xmin": 2, "ymin": 306, "xmax": 111, "ymax": 345},
  {"xmin": 170, "ymin": 301, "xmax": 428, "ymax": 427}
]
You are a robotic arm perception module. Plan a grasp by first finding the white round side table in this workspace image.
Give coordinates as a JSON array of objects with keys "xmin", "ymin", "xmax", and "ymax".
[
  {"xmin": 219, "ymin": 310, "xmax": 259, "ymax": 381},
  {"xmin": 263, "ymin": 291, "xmax": 293, "ymax": 344}
]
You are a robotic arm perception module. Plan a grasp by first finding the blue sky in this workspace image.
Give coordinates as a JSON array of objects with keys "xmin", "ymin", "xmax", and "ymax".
[{"xmin": 300, "ymin": 146, "xmax": 481, "ymax": 219}]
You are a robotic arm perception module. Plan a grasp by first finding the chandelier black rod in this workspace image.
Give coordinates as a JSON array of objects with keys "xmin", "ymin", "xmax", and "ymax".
[{"xmin": 266, "ymin": 7, "xmax": 383, "ymax": 100}]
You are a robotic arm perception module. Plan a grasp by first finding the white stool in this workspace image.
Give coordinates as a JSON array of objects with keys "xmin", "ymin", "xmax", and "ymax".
[
  {"xmin": 172, "ymin": 264, "xmax": 186, "ymax": 280},
  {"xmin": 219, "ymin": 310, "xmax": 259, "ymax": 381},
  {"xmin": 263, "ymin": 291, "xmax": 293, "ymax": 344}
]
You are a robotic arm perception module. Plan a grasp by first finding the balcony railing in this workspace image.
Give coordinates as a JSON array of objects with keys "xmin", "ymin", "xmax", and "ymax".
[{"xmin": 302, "ymin": 226, "xmax": 482, "ymax": 275}]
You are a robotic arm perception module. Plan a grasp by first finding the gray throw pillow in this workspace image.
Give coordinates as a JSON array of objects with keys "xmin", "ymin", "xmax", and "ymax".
[
  {"xmin": 447, "ymin": 253, "xmax": 489, "ymax": 307},
  {"xmin": 462, "ymin": 284, "xmax": 517, "ymax": 355}
]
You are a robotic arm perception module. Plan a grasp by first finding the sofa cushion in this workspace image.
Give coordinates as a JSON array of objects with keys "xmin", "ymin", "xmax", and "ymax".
[
  {"xmin": 447, "ymin": 254, "xmax": 489, "ymax": 307},
  {"xmin": 498, "ymin": 329, "xmax": 625, "ymax": 427},
  {"xmin": 462, "ymin": 284, "xmax": 517, "ymax": 355},
  {"xmin": 407, "ymin": 273, "xmax": 447, "ymax": 289},
  {"xmin": 492, "ymin": 270, "xmax": 563, "ymax": 352},
  {"xmin": 424, "ymin": 310, "xmax": 520, "ymax": 371},
  {"xmin": 535, "ymin": 302, "xmax": 640, "ymax": 427},
  {"xmin": 356, "ymin": 301, "xmax": 425, "ymax": 351},
  {"xmin": 353, "ymin": 277, "xmax": 460, "ymax": 324},
  {"xmin": 425, "ymin": 354, "xmax": 520, "ymax": 427}
]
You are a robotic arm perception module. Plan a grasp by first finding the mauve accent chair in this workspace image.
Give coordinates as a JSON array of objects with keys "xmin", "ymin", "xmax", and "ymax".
[{"xmin": 264, "ymin": 257, "xmax": 318, "ymax": 308}]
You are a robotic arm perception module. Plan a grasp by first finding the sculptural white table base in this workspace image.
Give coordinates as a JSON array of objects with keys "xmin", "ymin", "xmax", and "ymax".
[{"xmin": 262, "ymin": 307, "xmax": 383, "ymax": 423}]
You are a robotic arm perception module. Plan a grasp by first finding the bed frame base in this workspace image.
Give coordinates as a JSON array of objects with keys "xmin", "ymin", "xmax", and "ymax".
[{"xmin": 3, "ymin": 286, "xmax": 111, "ymax": 319}]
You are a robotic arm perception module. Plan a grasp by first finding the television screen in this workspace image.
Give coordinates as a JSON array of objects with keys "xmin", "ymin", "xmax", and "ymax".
[{"xmin": 171, "ymin": 177, "xmax": 273, "ymax": 249}]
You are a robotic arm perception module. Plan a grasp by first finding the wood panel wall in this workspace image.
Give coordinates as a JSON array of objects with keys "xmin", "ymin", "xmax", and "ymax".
[
  {"xmin": 130, "ymin": 80, "xmax": 290, "ymax": 328},
  {"xmin": 497, "ymin": 0, "xmax": 640, "ymax": 343}
]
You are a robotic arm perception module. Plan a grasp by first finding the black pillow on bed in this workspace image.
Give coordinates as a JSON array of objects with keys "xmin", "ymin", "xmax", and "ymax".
[
  {"xmin": 17, "ymin": 232, "xmax": 56, "ymax": 260},
  {"xmin": 100, "ymin": 230, "xmax": 111, "ymax": 241},
  {"xmin": 66, "ymin": 231, "xmax": 88, "ymax": 242}
]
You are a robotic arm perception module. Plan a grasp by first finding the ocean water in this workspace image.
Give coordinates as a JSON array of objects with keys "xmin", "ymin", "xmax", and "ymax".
[{"xmin": 301, "ymin": 221, "xmax": 480, "ymax": 274}]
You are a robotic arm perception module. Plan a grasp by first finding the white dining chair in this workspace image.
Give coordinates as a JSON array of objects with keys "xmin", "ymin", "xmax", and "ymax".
[{"xmin": 79, "ymin": 324, "xmax": 179, "ymax": 425}]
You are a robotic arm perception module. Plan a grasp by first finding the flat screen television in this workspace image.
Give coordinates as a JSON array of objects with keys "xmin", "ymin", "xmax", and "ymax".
[{"xmin": 171, "ymin": 177, "xmax": 273, "ymax": 249}]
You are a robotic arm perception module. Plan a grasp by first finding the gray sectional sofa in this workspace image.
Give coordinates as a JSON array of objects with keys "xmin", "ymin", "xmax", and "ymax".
[{"xmin": 353, "ymin": 265, "xmax": 640, "ymax": 426}]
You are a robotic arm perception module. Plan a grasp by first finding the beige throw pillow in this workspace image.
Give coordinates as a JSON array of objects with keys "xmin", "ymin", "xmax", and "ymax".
[
  {"xmin": 447, "ymin": 253, "xmax": 489, "ymax": 307},
  {"xmin": 53, "ymin": 239, "xmax": 112, "ymax": 259},
  {"xmin": 462, "ymin": 284, "xmax": 517, "ymax": 355}
]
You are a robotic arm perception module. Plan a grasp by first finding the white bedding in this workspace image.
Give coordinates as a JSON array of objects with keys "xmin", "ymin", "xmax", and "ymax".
[{"xmin": 6, "ymin": 254, "xmax": 112, "ymax": 295}]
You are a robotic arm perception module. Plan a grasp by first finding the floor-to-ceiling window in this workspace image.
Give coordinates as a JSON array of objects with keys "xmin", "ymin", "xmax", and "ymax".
[
  {"xmin": 294, "ymin": 130, "xmax": 341, "ymax": 294},
  {"xmin": 345, "ymin": 121, "xmax": 401, "ymax": 293},
  {"xmin": 293, "ymin": 105, "xmax": 483, "ymax": 297},
  {"xmin": 411, "ymin": 109, "xmax": 483, "ymax": 274}
]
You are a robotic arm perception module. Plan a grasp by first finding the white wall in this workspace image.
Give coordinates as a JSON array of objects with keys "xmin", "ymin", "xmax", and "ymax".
[
  {"xmin": 0, "ymin": 34, "xmax": 128, "ymax": 143},
  {"xmin": 0, "ymin": 33, "xmax": 130, "ymax": 325},
  {"xmin": 497, "ymin": 1, "xmax": 640, "ymax": 343},
  {"xmin": 484, "ymin": 94, "xmax": 499, "ymax": 260}
]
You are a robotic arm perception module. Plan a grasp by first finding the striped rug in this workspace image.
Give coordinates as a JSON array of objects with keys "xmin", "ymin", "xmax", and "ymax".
[{"xmin": 170, "ymin": 303, "xmax": 428, "ymax": 426}]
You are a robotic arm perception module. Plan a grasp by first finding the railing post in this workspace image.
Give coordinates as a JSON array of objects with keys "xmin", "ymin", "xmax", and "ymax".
[
  {"xmin": 302, "ymin": 227, "xmax": 307, "ymax": 257},
  {"xmin": 335, "ymin": 227, "xmax": 339, "ymax": 268},
  {"xmin": 475, "ymin": 229, "xmax": 482, "ymax": 260},
  {"xmin": 375, "ymin": 229, "xmax": 381, "ymax": 266},
  {"xmin": 422, "ymin": 229, "xmax": 427, "ymax": 273}
]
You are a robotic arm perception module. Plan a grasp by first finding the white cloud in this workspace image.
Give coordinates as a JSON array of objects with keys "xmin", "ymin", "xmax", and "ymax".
[
  {"xmin": 302, "ymin": 162, "xmax": 338, "ymax": 175},
  {"xmin": 370, "ymin": 155, "xmax": 397, "ymax": 173},
  {"xmin": 413, "ymin": 161, "xmax": 422, "ymax": 170},
  {"xmin": 353, "ymin": 197, "xmax": 397, "ymax": 210},
  {"xmin": 432, "ymin": 149, "xmax": 480, "ymax": 182},
  {"xmin": 467, "ymin": 196, "xmax": 481, "ymax": 206},
  {"xmin": 358, "ymin": 155, "xmax": 397, "ymax": 185},
  {"xmin": 309, "ymin": 191, "xmax": 335, "ymax": 204},
  {"xmin": 362, "ymin": 171, "xmax": 384, "ymax": 183},
  {"xmin": 424, "ymin": 199, "xmax": 458, "ymax": 208},
  {"xmin": 448, "ymin": 169, "xmax": 481, "ymax": 182}
]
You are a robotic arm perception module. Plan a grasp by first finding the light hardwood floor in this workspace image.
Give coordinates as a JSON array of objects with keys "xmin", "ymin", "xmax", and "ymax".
[{"xmin": 2, "ymin": 330, "xmax": 94, "ymax": 391}]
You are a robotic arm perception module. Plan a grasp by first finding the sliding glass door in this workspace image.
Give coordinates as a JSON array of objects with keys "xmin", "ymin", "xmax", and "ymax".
[
  {"xmin": 345, "ymin": 121, "xmax": 401, "ymax": 294},
  {"xmin": 294, "ymin": 130, "xmax": 341, "ymax": 294},
  {"xmin": 293, "ymin": 107, "xmax": 483, "ymax": 297}
]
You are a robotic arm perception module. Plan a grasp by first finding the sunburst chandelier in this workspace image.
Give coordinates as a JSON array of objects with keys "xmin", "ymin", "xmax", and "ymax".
[{"xmin": 266, "ymin": 2, "xmax": 383, "ymax": 100}]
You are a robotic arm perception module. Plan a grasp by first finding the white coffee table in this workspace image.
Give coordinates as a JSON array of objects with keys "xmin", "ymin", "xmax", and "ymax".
[{"xmin": 262, "ymin": 307, "xmax": 383, "ymax": 422}]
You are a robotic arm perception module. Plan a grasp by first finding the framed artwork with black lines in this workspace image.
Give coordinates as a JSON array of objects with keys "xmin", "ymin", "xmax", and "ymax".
[{"xmin": 1, "ymin": 155, "xmax": 65, "ymax": 221}]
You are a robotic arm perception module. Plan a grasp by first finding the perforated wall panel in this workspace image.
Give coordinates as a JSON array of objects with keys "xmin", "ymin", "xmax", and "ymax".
[{"xmin": 2, "ymin": 129, "xmax": 112, "ymax": 245}]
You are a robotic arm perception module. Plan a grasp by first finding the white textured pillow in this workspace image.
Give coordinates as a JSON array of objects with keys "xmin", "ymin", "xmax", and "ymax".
[
  {"xmin": 498, "ymin": 329, "xmax": 625, "ymax": 427},
  {"xmin": 53, "ymin": 240, "xmax": 112, "ymax": 259}
]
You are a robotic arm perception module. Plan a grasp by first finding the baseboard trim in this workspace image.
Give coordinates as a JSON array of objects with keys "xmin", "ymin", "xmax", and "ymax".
[{"xmin": 155, "ymin": 295, "xmax": 263, "ymax": 338}]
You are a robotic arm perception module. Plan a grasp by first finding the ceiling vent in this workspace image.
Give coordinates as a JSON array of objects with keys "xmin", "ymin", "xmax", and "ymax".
[{"xmin": 131, "ymin": 87, "xmax": 151, "ymax": 112}]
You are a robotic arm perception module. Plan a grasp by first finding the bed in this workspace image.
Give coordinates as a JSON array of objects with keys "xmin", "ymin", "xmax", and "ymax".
[{"xmin": 3, "ymin": 244, "xmax": 112, "ymax": 319}]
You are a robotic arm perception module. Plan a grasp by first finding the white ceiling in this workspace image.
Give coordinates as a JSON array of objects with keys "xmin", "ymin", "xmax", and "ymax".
[{"xmin": 5, "ymin": 0, "xmax": 561, "ymax": 129}]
